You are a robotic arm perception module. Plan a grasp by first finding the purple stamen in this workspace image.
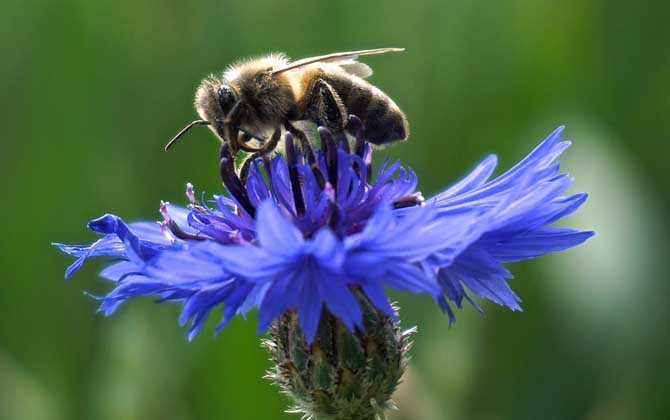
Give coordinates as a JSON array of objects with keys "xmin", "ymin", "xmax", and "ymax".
[
  {"xmin": 285, "ymin": 132, "xmax": 306, "ymax": 215},
  {"xmin": 323, "ymin": 181, "xmax": 335, "ymax": 203},
  {"xmin": 219, "ymin": 144, "xmax": 256, "ymax": 217},
  {"xmin": 186, "ymin": 182, "xmax": 196, "ymax": 205},
  {"xmin": 335, "ymin": 130, "xmax": 350, "ymax": 153},
  {"xmin": 158, "ymin": 221, "xmax": 176, "ymax": 244},
  {"xmin": 159, "ymin": 200, "xmax": 171, "ymax": 222},
  {"xmin": 318, "ymin": 127, "xmax": 338, "ymax": 190}
]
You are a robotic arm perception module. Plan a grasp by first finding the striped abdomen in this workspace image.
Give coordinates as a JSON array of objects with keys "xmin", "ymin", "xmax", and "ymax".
[{"xmin": 324, "ymin": 73, "xmax": 408, "ymax": 145}]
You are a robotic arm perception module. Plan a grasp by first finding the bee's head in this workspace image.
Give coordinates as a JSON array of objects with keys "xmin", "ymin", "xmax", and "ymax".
[
  {"xmin": 167, "ymin": 76, "xmax": 273, "ymax": 153},
  {"xmin": 165, "ymin": 80, "xmax": 244, "ymax": 152}
]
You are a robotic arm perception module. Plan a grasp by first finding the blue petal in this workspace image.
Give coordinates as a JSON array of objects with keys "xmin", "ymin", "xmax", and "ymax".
[
  {"xmin": 297, "ymin": 273, "xmax": 323, "ymax": 344},
  {"xmin": 88, "ymin": 214, "xmax": 165, "ymax": 262},
  {"xmin": 256, "ymin": 200, "xmax": 304, "ymax": 256},
  {"xmin": 99, "ymin": 261, "xmax": 140, "ymax": 281},
  {"xmin": 490, "ymin": 227, "xmax": 595, "ymax": 262},
  {"xmin": 216, "ymin": 281, "xmax": 255, "ymax": 333},
  {"xmin": 179, "ymin": 281, "xmax": 238, "ymax": 341},
  {"xmin": 441, "ymin": 155, "xmax": 498, "ymax": 197},
  {"xmin": 382, "ymin": 261, "xmax": 440, "ymax": 295},
  {"xmin": 443, "ymin": 246, "xmax": 521, "ymax": 310},
  {"xmin": 306, "ymin": 227, "xmax": 345, "ymax": 270},
  {"xmin": 127, "ymin": 221, "xmax": 171, "ymax": 245},
  {"xmin": 239, "ymin": 282, "xmax": 271, "ymax": 316},
  {"xmin": 317, "ymin": 273, "xmax": 362, "ymax": 332},
  {"xmin": 53, "ymin": 237, "xmax": 124, "ymax": 258},
  {"xmin": 212, "ymin": 244, "xmax": 289, "ymax": 281},
  {"xmin": 145, "ymin": 242, "xmax": 231, "ymax": 283},
  {"xmin": 256, "ymin": 271, "xmax": 296, "ymax": 333},
  {"xmin": 360, "ymin": 281, "xmax": 396, "ymax": 319}
]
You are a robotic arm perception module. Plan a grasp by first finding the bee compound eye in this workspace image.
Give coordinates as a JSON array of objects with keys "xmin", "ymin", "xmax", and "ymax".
[{"xmin": 217, "ymin": 86, "xmax": 236, "ymax": 113}]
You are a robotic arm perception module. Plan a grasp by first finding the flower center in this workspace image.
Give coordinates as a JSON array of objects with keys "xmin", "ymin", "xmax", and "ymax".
[
  {"xmin": 162, "ymin": 116, "xmax": 426, "ymax": 244},
  {"xmin": 217, "ymin": 116, "xmax": 424, "ymax": 225}
]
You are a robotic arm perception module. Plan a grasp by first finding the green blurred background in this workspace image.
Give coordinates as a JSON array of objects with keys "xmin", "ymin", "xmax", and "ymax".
[{"xmin": 1, "ymin": 0, "xmax": 668, "ymax": 419}]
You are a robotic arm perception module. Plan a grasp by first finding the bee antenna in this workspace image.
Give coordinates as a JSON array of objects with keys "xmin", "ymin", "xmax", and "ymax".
[{"xmin": 164, "ymin": 120, "xmax": 211, "ymax": 151}]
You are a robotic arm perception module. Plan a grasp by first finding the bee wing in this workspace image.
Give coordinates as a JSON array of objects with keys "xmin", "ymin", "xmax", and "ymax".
[
  {"xmin": 335, "ymin": 60, "xmax": 373, "ymax": 78},
  {"xmin": 271, "ymin": 47, "xmax": 404, "ymax": 75}
]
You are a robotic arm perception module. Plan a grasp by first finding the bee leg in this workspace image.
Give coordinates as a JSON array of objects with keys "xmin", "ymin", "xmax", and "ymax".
[
  {"xmin": 304, "ymin": 78, "xmax": 348, "ymax": 133},
  {"xmin": 235, "ymin": 129, "xmax": 269, "ymax": 153},
  {"xmin": 284, "ymin": 121, "xmax": 326, "ymax": 189},
  {"xmin": 235, "ymin": 131, "xmax": 262, "ymax": 153},
  {"xmin": 238, "ymin": 128, "xmax": 282, "ymax": 184},
  {"xmin": 239, "ymin": 129, "xmax": 267, "ymax": 144},
  {"xmin": 238, "ymin": 131, "xmax": 254, "ymax": 145},
  {"xmin": 238, "ymin": 151, "xmax": 261, "ymax": 186},
  {"xmin": 305, "ymin": 78, "xmax": 351, "ymax": 152}
]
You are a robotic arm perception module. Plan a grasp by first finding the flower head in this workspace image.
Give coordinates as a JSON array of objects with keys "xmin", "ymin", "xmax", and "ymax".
[{"xmin": 55, "ymin": 121, "xmax": 593, "ymax": 342}]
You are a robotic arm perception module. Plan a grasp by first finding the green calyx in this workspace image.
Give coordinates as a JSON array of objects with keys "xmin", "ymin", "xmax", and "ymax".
[{"xmin": 264, "ymin": 290, "xmax": 415, "ymax": 420}]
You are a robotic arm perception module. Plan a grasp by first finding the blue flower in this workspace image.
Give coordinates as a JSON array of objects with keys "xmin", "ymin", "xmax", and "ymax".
[{"xmin": 55, "ymin": 122, "xmax": 593, "ymax": 342}]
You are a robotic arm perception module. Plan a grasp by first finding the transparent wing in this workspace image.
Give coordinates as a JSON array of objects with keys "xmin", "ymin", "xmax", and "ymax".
[
  {"xmin": 335, "ymin": 60, "xmax": 373, "ymax": 78},
  {"xmin": 271, "ymin": 47, "xmax": 404, "ymax": 75}
]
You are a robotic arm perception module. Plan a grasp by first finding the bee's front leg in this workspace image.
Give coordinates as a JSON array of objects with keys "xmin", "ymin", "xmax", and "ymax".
[{"xmin": 238, "ymin": 127, "xmax": 282, "ymax": 183}]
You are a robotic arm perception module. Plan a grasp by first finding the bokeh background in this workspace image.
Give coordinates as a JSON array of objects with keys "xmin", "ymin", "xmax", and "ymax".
[{"xmin": 1, "ymin": 0, "xmax": 668, "ymax": 419}]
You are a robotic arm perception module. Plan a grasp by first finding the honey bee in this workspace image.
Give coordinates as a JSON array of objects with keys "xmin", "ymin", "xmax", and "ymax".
[{"xmin": 166, "ymin": 48, "xmax": 408, "ymax": 169}]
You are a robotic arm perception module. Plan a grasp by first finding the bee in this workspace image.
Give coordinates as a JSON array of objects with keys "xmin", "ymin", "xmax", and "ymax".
[{"xmin": 166, "ymin": 48, "xmax": 408, "ymax": 169}]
